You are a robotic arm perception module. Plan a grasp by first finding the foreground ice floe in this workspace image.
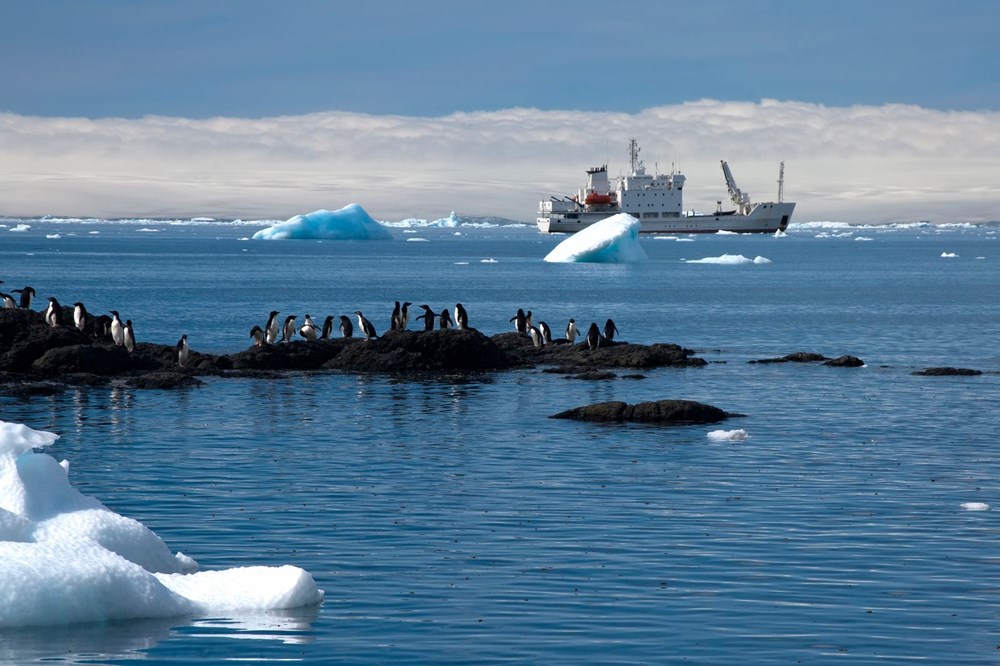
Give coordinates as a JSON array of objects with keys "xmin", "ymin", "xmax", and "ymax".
[
  {"xmin": 707, "ymin": 429, "xmax": 749, "ymax": 441},
  {"xmin": 960, "ymin": 502, "xmax": 989, "ymax": 511},
  {"xmin": 685, "ymin": 254, "xmax": 771, "ymax": 265},
  {"xmin": 252, "ymin": 204, "xmax": 392, "ymax": 240},
  {"xmin": 0, "ymin": 421, "xmax": 323, "ymax": 628},
  {"xmin": 544, "ymin": 214, "xmax": 648, "ymax": 263}
]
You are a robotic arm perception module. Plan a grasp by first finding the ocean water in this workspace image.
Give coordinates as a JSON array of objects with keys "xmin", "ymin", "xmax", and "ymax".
[{"xmin": 1, "ymin": 217, "xmax": 998, "ymax": 664}]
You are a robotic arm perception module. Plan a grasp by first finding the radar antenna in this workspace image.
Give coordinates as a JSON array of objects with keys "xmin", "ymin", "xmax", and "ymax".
[{"xmin": 628, "ymin": 139, "xmax": 643, "ymax": 174}]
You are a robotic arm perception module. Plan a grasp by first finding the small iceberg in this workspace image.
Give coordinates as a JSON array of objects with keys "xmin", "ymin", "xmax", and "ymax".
[
  {"xmin": 707, "ymin": 429, "xmax": 749, "ymax": 441},
  {"xmin": 960, "ymin": 502, "xmax": 989, "ymax": 511},
  {"xmin": 544, "ymin": 214, "xmax": 647, "ymax": 263},
  {"xmin": 252, "ymin": 204, "xmax": 392, "ymax": 241},
  {"xmin": 0, "ymin": 420, "xmax": 323, "ymax": 628},
  {"xmin": 941, "ymin": 252, "xmax": 958, "ymax": 258},
  {"xmin": 685, "ymin": 254, "xmax": 771, "ymax": 265}
]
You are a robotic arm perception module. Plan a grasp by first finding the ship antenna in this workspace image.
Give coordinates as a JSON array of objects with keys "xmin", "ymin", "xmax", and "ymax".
[
  {"xmin": 628, "ymin": 138, "xmax": 640, "ymax": 174},
  {"xmin": 777, "ymin": 161, "xmax": 785, "ymax": 203}
]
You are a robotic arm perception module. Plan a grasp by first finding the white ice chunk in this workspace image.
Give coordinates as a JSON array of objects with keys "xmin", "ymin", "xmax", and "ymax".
[
  {"xmin": 252, "ymin": 204, "xmax": 392, "ymax": 240},
  {"xmin": 9, "ymin": 224, "xmax": 31, "ymax": 233},
  {"xmin": 0, "ymin": 421, "xmax": 323, "ymax": 628},
  {"xmin": 707, "ymin": 429, "xmax": 749, "ymax": 441},
  {"xmin": 960, "ymin": 502, "xmax": 989, "ymax": 511},
  {"xmin": 544, "ymin": 214, "xmax": 647, "ymax": 263},
  {"xmin": 941, "ymin": 251, "xmax": 958, "ymax": 258},
  {"xmin": 686, "ymin": 254, "xmax": 771, "ymax": 265}
]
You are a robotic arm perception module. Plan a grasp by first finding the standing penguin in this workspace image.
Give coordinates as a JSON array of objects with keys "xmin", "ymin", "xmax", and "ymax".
[
  {"xmin": 390, "ymin": 301, "xmax": 401, "ymax": 331},
  {"xmin": 454, "ymin": 303, "xmax": 469, "ymax": 330},
  {"xmin": 1, "ymin": 292, "xmax": 16, "ymax": 309},
  {"xmin": 510, "ymin": 308, "xmax": 527, "ymax": 334},
  {"xmin": 13, "ymin": 286, "xmax": 35, "ymax": 310},
  {"xmin": 94, "ymin": 314, "xmax": 112, "ymax": 339},
  {"xmin": 176, "ymin": 334, "xmax": 190, "ymax": 367},
  {"xmin": 299, "ymin": 314, "xmax": 319, "ymax": 341},
  {"xmin": 400, "ymin": 302, "xmax": 412, "ymax": 331},
  {"xmin": 249, "ymin": 325, "xmax": 265, "ymax": 347},
  {"xmin": 538, "ymin": 321, "xmax": 552, "ymax": 345},
  {"xmin": 281, "ymin": 315, "xmax": 297, "ymax": 342},
  {"xmin": 110, "ymin": 311, "xmax": 125, "ymax": 347},
  {"xmin": 123, "ymin": 320, "xmax": 135, "ymax": 352},
  {"xmin": 525, "ymin": 310, "xmax": 533, "ymax": 330},
  {"xmin": 604, "ymin": 319, "xmax": 619, "ymax": 342},
  {"xmin": 355, "ymin": 311, "xmax": 377, "ymax": 340},
  {"xmin": 338, "ymin": 314, "xmax": 354, "ymax": 338},
  {"xmin": 528, "ymin": 325, "xmax": 543, "ymax": 349},
  {"xmin": 439, "ymin": 308, "xmax": 453, "ymax": 330},
  {"xmin": 415, "ymin": 304, "xmax": 436, "ymax": 331},
  {"xmin": 263, "ymin": 311, "xmax": 280, "ymax": 344},
  {"xmin": 73, "ymin": 302, "xmax": 88, "ymax": 331},
  {"xmin": 320, "ymin": 315, "xmax": 335, "ymax": 340},
  {"xmin": 565, "ymin": 318, "xmax": 579, "ymax": 344},
  {"xmin": 44, "ymin": 297, "xmax": 62, "ymax": 327},
  {"xmin": 586, "ymin": 322, "xmax": 602, "ymax": 350}
]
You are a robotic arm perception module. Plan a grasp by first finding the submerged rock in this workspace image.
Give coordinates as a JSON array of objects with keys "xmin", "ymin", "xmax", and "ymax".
[
  {"xmin": 913, "ymin": 367, "xmax": 983, "ymax": 376},
  {"xmin": 124, "ymin": 372, "xmax": 205, "ymax": 390},
  {"xmin": 750, "ymin": 352, "xmax": 829, "ymax": 364},
  {"xmin": 823, "ymin": 355, "xmax": 866, "ymax": 367},
  {"xmin": 550, "ymin": 399, "xmax": 744, "ymax": 424}
]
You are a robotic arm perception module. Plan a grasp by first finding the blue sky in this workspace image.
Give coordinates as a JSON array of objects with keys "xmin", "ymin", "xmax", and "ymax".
[
  {"xmin": 2, "ymin": 1, "xmax": 999, "ymax": 222},
  {"xmin": 3, "ymin": 0, "xmax": 998, "ymax": 118}
]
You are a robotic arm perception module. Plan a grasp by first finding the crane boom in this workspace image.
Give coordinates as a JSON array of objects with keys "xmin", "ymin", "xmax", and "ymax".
[{"xmin": 720, "ymin": 160, "xmax": 750, "ymax": 209}]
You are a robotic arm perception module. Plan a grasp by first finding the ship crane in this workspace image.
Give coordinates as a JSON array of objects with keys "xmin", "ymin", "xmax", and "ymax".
[{"xmin": 720, "ymin": 160, "xmax": 751, "ymax": 214}]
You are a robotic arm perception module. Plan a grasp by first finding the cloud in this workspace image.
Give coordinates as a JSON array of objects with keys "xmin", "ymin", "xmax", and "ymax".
[{"xmin": 1, "ymin": 100, "xmax": 998, "ymax": 223}]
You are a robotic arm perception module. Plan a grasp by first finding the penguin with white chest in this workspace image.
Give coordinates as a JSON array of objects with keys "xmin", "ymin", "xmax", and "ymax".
[
  {"xmin": 44, "ymin": 297, "xmax": 62, "ymax": 327},
  {"xmin": 123, "ymin": 320, "xmax": 136, "ymax": 352},
  {"xmin": 264, "ymin": 311, "xmax": 280, "ymax": 344},
  {"xmin": 110, "ymin": 311, "xmax": 125, "ymax": 347},
  {"xmin": 454, "ymin": 303, "xmax": 469, "ymax": 330},
  {"xmin": 565, "ymin": 319, "xmax": 579, "ymax": 344},
  {"xmin": 299, "ymin": 314, "xmax": 318, "ymax": 341},
  {"xmin": 320, "ymin": 315, "xmax": 335, "ymax": 340},
  {"xmin": 1, "ymin": 292, "xmax": 16, "ymax": 309},
  {"xmin": 400, "ymin": 302, "xmax": 412, "ymax": 331},
  {"xmin": 538, "ymin": 321, "xmax": 552, "ymax": 345},
  {"xmin": 176, "ymin": 334, "xmax": 190, "ymax": 367},
  {"xmin": 355, "ymin": 311, "xmax": 377, "ymax": 340},
  {"xmin": 249, "ymin": 325, "xmax": 265, "ymax": 347},
  {"xmin": 73, "ymin": 302, "xmax": 88, "ymax": 332},
  {"xmin": 281, "ymin": 315, "xmax": 297, "ymax": 343},
  {"xmin": 338, "ymin": 315, "xmax": 354, "ymax": 338}
]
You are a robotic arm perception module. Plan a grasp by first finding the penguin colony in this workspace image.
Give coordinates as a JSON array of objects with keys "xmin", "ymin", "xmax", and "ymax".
[{"xmin": 3, "ymin": 278, "xmax": 625, "ymax": 365}]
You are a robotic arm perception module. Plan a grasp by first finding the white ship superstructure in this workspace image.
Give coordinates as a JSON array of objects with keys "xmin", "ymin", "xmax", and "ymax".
[{"xmin": 537, "ymin": 139, "xmax": 795, "ymax": 234}]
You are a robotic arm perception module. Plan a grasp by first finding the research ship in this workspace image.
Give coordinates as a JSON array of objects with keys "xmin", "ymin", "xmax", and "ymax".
[{"xmin": 537, "ymin": 139, "xmax": 795, "ymax": 234}]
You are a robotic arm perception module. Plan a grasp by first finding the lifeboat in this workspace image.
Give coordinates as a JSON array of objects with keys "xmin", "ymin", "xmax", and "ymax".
[{"xmin": 584, "ymin": 192, "xmax": 614, "ymax": 206}]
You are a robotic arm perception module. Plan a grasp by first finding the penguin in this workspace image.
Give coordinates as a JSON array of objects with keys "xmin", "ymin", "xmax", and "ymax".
[
  {"xmin": 439, "ymin": 308, "xmax": 453, "ymax": 330},
  {"xmin": 176, "ymin": 334, "xmax": 190, "ymax": 367},
  {"xmin": 249, "ymin": 325, "xmax": 265, "ymax": 347},
  {"xmin": 44, "ymin": 297, "xmax": 62, "ymax": 327},
  {"xmin": 110, "ymin": 311, "xmax": 124, "ymax": 347},
  {"xmin": 565, "ymin": 318, "xmax": 579, "ymax": 344},
  {"xmin": 73, "ymin": 302, "xmax": 88, "ymax": 331},
  {"xmin": 299, "ymin": 314, "xmax": 318, "ymax": 341},
  {"xmin": 415, "ymin": 304, "xmax": 436, "ymax": 331},
  {"xmin": 525, "ymin": 310, "xmax": 533, "ymax": 329},
  {"xmin": 281, "ymin": 315, "xmax": 297, "ymax": 342},
  {"xmin": 355, "ymin": 311, "xmax": 377, "ymax": 340},
  {"xmin": 13, "ymin": 286, "xmax": 35, "ymax": 310},
  {"xmin": 94, "ymin": 314, "xmax": 112, "ymax": 339},
  {"xmin": 586, "ymin": 322, "xmax": 602, "ymax": 350},
  {"xmin": 604, "ymin": 318, "xmax": 619, "ymax": 342},
  {"xmin": 528, "ymin": 325, "xmax": 543, "ymax": 349},
  {"xmin": 400, "ymin": 302, "xmax": 412, "ymax": 331},
  {"xmin": 1, "ymin": 292, "xmax": 16, "ymax": 309},
  {"xmin": 538, "ymin": 321, "xmax": 552, "ymax": 345},
  {"xmin": 320, "ymin": 315, "xmax": 335, "ymax": 340},
  {"xmin": 510, "ymin": 308, "xmax": 527, "ymax": 334},
  {"xmin": 390, "ymin": 301, "xmax": 401, "ymax": 331},
  {"xmin": 338, "ymin": 314, "xmax": 354, "ymax": 338},
  {"xmin": 123, "ymin": 319, "xmax": 135, "ymax": 352},
  {"xmin": 454, "ymin": 303, "xmax": 468, "ymax": 330},
  {"xmin": 264, "ymin": 311, "xmax": 280, "ymax": 344}
]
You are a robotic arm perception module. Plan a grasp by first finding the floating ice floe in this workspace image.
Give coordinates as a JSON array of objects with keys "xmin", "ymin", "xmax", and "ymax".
[
  {"xmin": 406, "ymin": 237, "xmax": 429, "ymax": 242},
  {"xmin": 385, "ymin": 211, "xmax": 461, "ymax": 229},
  {"xmin": 707, "ymin": 429, "xmax": 749, "ymax": 441},
  {"xmin": 0, "ymin": 420, "xmax": 323, "ymax": 628},
  {"xmin": 544, "ymin": 214, "xmax": 647, "ymax": 263},
  {"xmin": 252, "ymin": 204, "xmax": 392, "ymax": 241},
  {"xmin": 960, "ymin": 502, "xmax": 989, "ymax": 511},
  {"xmin": 685, "ymin": 254, "xmax": 772, "ymax": 265},
  {"xmin": 45, "ymin": 233, "xmax": 61, "ymax": 239},
  {"xmin": 854, "ymin": 236, "xmax": 874, "ymax": 241},
  {"xmin": 481, "ymin": 258, "xmax": 498, "ymax": 263},
  {"xmin": 9, "ymin": 224, "xmax": 31, "ymax": 233},
  {"xmin": 941, "ymin": 252, "xmax": 958, "ymax": 258}
]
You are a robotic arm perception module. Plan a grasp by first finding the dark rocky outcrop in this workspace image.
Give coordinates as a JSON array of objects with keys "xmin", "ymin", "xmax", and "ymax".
[
  {"xmin": 550, "ymin": 399, "xmax": 744, "ymax": 424},
  {"xmin": 124, "ymin": 372, "xmax": 205, "ymax": 390},
  {"xmin": 823, "ymin": 355, "xmax": 866, "ymax": 367},
  {"xmin": 325, "ymin": 329, "xmax": 516, "ymax": 373},
  {"xmin": 750, "ymin": 351, "xmax": 865, "ymax": 366},
  {"xmin": 913, "ymin": 367, "xmax": 983, "ymax": 376},
  {"xmin": 493, "ymin": 332, "xmax": 705, "ymax": 371}
]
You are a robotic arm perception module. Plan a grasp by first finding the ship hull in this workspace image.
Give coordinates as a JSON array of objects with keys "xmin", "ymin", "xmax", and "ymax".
[{"xmin": 537, "ymin": 202, "xmax": 795, "ymax": 234}]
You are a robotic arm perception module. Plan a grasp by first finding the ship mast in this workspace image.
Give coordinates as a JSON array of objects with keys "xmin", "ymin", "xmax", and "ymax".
[
  {"xmin": 628, "ymin": 138, "xmax": 641, "ymax": 174},
  {"xmin": 777, "ymin": 161, "xmax": 785, "ymax": 203}
]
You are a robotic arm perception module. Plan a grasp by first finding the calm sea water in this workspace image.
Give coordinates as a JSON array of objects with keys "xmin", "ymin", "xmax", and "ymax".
[{"xmin": 1, "ymin": 218, "xmax": 998, "ymax": 664}]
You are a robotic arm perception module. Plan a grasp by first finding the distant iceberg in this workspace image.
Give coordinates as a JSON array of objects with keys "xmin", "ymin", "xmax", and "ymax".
[
  {"xmin": 544, "ymin": 214, "xmax": 647, "ymax": 263},
  {"xmin": 685, "ymin": 254, "xmax": 772, "ymax": 265},
  {"xmin": 252, "ymin": 204, "xmax": 392, "ymax": 241},
  {"xmin": 386, "ymin": 211, "xmax": 461, "ymax": 228},
  {"xmin": 0, "ymin": 420, "xmax": 323, "ymax": 628}
]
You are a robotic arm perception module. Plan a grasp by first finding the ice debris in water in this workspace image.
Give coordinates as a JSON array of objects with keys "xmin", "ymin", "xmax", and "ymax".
[
  {"xmin": 960, "ymin": 502, "xmax": 989, "ymax": 511},
  {"xmin": 252, "ymin": 204, "xmax": 392, "ymax": 240},
  {"xmin": 707, "ymin": 429, "xmax": 749, "ymax": 441},
  {"xmin": 0, "ymin": 420, "xmax": 323, "ymax": 628},
  {"xmin": 940, "ymin": 252, "xmax": 958, "ymax": 258},
  {"xmin": 686, "ymin": 254, "xmax": 771, "ymax": 265},
  {"xmin": 544, "ymin": 213, "xmax": 648, "ymax": 263}
]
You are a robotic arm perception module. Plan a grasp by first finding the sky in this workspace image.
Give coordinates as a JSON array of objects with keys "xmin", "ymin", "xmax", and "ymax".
[{"xmin": 1, "ymin": 0, "xmax": 999, "ymax": 223}]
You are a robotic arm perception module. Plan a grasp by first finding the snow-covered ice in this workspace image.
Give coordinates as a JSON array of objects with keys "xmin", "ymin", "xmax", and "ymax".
[
  {"xmin": 941, "ymin": 251, "xmax": 958, "ymax": 258},
  {"xmin": 685, "ymin": 254, "xmax": 771, "ymax": 265},
  {"xmin": 707, "ymin": 429, "xmax": 749, "ymax": 441},
  {"xmin": 0, "ymin": 420, "xmax": 323, "ymax": 628},
  {"xmin": 544, "ymin": 214, "xmax": 647, "ymax": 263},
  {"xmin": 252, "ymin": 204, "xmax": 392, "ymax": 241},
  {"xmin": 960, "ymin": 502, "xmax": 989, "ymax": 511},
  {"xmin": 9, "ymin": 224, "xmax": 31, "ymax": 233}
]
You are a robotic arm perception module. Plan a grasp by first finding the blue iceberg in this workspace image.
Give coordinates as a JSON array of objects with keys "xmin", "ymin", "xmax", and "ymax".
[
  {"xmin": 544, "ymin": 214, "xmax": 648, "ymax": 263},
  {"xmin": 252, "ymin": 204, "xmax": 392, "ymax": 241}
]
